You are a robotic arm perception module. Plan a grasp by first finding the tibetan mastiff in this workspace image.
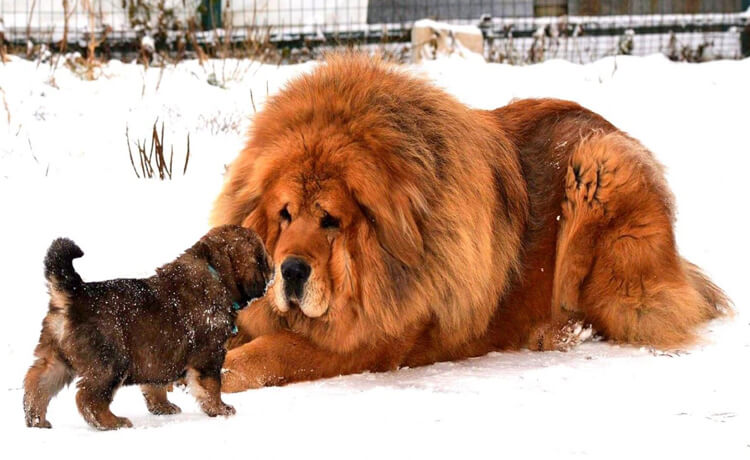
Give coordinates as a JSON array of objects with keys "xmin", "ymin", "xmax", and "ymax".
[
  {"xmin": 212, "ymin": 55, "xmax": 729, "ymax": 392},
  {"xmin": 23, "ymin": 226, "xmax": 272, "ymax": 429}
]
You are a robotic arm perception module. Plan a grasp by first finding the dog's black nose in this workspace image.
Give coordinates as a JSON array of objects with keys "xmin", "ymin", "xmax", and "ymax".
[{"xmin": 281, "ymin": 257, "xmax": 311, "ymax": 299}]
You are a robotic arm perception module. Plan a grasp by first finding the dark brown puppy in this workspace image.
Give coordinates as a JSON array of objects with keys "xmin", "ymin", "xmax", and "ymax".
[{"xmin": 23, "ymin": 225, "xmax": 272, "ymax": 430}]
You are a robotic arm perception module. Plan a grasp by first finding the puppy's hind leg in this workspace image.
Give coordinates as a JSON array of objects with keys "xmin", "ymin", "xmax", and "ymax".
[
  {"xmin": 23, "ymin": 344, "xmax": 74, "ymax": 428},
  {"xmin": 76, "ymin": 371, "xmax": 132, "ymax": 430},
  {"xmin": 187, "ymin": 364, "xmax": 235, "ymax": 417},
  {"xmin": 141, "ymin": 384, "xmax": 181, "ymax": 415}
]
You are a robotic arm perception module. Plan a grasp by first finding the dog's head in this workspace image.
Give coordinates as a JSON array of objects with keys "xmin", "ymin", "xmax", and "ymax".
[
  {"xmin": 212, "ymin": 57, "xmax": 439, "ymax": 343},
  {"xmin": 239, "ymin": 146, "xmax": 425, "ymax": 323},
  {"xmin": 193, "ymin": 225, "xmax": 274, "ymax": 304}
]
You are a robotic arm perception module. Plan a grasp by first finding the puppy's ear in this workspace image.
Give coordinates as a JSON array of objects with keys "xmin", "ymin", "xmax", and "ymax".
[
  {"xmin": 190, "ymin": 239, "xmax": 216, "ymax": 267},
  {"xmin": 191, "ymin": 234, "xmax": 237, "ymax": 283},
  {"xmin": 353, "ymin": 183, "xmax": 425, "ymax": 269}
]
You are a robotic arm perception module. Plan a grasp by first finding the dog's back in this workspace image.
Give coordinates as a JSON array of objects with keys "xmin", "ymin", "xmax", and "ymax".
[
  {"xmin": 42, "ymin": 240, "xmax": 213, "ymax": 384},
  {"xmin": 42, "ymin": 240, "xmax": 156, "ymax": 357}
]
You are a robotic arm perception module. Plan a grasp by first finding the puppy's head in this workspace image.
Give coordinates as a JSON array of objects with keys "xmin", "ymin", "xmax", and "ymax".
[{"xmin": 193, "ymin": 225, "xmax": 273, "ymax": 303}]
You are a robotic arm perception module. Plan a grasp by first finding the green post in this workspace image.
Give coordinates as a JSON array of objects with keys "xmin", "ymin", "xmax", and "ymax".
[
  {"xmin": 743, "ymin": 1, "xmax": 750, "ymax": 57},
  {"xmin": 200, "ymin": 0, "xmax": 222, "ymax": 30}
]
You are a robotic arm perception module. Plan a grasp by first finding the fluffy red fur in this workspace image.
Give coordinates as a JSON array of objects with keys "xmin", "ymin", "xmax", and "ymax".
[{"xmin": 212, "ymin": 55, "xmax": 729, "ymax": 392}]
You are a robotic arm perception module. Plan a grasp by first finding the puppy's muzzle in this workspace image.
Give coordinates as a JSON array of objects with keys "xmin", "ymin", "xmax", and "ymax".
[{"xmin": 281, "ymin": 256, "xmax": 311, "ymax": 304}]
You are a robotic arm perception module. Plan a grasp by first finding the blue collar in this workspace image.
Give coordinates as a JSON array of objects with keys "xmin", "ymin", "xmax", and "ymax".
[
  {"xmin": 208, "ymin": 263, "xmax": 246, "ymax": 314},
  {"xmin": 207, "ymin": 264, "xmax": 220, "ymax": 281}
]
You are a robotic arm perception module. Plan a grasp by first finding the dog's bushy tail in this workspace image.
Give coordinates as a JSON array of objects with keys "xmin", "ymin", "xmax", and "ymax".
[
  {"xmin": 682, "ymin": 259, "xmax": 732, "ymax": 319},
  {"xmin": 44, "ymin": 238, "xmax": 84, "ymax": 308}
]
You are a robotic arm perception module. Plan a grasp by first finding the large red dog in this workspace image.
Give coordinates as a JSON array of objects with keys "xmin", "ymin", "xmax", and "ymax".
[{"xmin": 212, "ymin": 55, "xmax": 729, "ymax": 392}]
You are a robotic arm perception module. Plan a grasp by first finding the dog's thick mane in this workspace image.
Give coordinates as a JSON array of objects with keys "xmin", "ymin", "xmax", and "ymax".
[{"xmin": 214, "ymin": 55, "xmax": 530, "ymax": 351}]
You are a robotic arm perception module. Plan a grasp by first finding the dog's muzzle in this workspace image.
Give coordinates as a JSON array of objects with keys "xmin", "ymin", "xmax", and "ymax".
[{"xmin": 281, "ymin": 256, "xmax": 311, "ymax": 304}]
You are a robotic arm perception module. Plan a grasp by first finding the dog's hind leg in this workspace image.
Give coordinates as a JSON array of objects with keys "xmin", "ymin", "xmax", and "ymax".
[
  {"xmin": 75, "ymin": 371, "xmax": 132, "ymax": 430},
  {"xmin": 141, "ymin": 384, "xmax": 181, "ymax": 415},
  {"xmin": 23, "ymin": 344, "xmax": 74, "ymax": 428},
  {"xmin": 553, "ymin": 133, "xmax": 728, "ymax": 349}
]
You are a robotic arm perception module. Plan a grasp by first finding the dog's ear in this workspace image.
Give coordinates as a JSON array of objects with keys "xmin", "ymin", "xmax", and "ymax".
[
  {"xmin": 241, "ymin": 205, "xmax": 269, "ymax": 243},
  {"xmin": 212, "ymin": 151, "xmax": 275, "ymax": 244},
  {"xmin": 352, "ymin": 182, "xmax": 425, "ymax": 269},
  {"xmin": 211, "ymin": 150, "xmax": 267, "ymax": 228},
  {"xmin": 212, "ymin": 184, "xmax": 260, "ymax": 227}
]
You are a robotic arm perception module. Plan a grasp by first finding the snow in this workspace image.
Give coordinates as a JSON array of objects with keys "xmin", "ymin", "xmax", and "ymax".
[{"xmin": 1, "ymin": 53, "xmax": 749, "ymax": 458}]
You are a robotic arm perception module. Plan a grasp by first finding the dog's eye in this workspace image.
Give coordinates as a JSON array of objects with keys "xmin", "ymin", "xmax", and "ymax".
[
  {"xmin": 280, "ymin": 207, "xmax": 291, "ymax": 222},
  {"xmin": 321, "ymin": 212, "xmax": 340, "ymax": 229}
]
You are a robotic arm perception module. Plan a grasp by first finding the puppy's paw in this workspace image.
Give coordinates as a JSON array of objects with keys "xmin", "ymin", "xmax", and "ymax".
[
  {"xmin": 116, "ymin": 416, "xmax": 134, "ymax": 429},
  {"xmin": 27, "ymin": 417, "xmax": 52, "ymax": 429},
  {"xmin": 96, "ymin": 416, "xmax": 133, "ymax": 431},
  {"xmin": 147, "ymin": 401, "xmax": 181, "ymax": 415},
  {"xmin": 205, "ymin": 403, "xmax": 236, "ymax": 417}
]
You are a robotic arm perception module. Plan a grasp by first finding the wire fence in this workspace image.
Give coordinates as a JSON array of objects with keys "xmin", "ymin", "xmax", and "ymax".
[{"xmin": 1, "ymin": 1, "xmax": 748, "ymax": 63}]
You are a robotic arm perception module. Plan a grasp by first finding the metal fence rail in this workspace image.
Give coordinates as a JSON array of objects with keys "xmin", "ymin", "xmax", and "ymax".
[{"xmin": 1, "ymin": 1, "xmax": 748, "ymax": 62}]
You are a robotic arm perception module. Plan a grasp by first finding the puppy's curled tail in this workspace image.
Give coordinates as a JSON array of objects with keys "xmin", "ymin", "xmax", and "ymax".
[{"xmin": 44, "ymin": 238, "xmax": 84, "ymax": 300}]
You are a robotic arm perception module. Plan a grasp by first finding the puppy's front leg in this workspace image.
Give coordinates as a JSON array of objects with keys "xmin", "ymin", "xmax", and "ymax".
[
  {"xmin": 186, "ymin": 367, "xmax": 235, "ymax": 417},
  {"xmin": 141, "ymin": 384, "xmax": 181, "ymax": 415}
]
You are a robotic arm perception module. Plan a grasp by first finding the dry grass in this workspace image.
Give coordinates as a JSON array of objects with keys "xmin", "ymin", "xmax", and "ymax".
[
  {"xmin": 126, "ymin": 120, "xmax": 190, "ymax": 180},
  {"xmin": 0, "ymin": 24, "xmax": 8, "ymax": 64},
  {"xmin": 187, "ymin": 18, "xmax": 209, "ymax": 67},
  {"xmin": 82, "ymin": 0, "xmax": 103, "ymax": 80},
  {"xmin": 0, "ymin": 86, "xmax": 10, "ymax": 125},
  {"xmin": 25, "ymin": 0, "xmax": 38, "ymax": 56},
  {"xmin": 59, "ymin": 0, "xmax": 77, "ymax": 55}
]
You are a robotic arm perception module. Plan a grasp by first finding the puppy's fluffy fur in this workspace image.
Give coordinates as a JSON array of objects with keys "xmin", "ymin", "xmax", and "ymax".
[{"xmin": 23, "ymin": 225, "xmax": 272, "ymax": 430}]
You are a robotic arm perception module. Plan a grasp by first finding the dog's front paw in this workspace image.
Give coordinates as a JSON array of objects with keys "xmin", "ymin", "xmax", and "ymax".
[
  {"xmin": 220, "ymin": 346, "xmax": 270, "ymax": 393},
  {"xmin": 220, "ymin": 367, "xmax": 264, "ymax": 393}
]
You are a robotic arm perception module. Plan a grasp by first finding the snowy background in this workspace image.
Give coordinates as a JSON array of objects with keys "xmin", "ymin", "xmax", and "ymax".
[{"xmin": 0, "ymin": 54, "xmax": 748, "ymax": 458}]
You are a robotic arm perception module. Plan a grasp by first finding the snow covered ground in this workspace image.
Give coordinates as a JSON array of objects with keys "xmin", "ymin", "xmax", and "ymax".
[{"xmin": 0, "ymin": 53, "xmax": 748, "ymax": 458}]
